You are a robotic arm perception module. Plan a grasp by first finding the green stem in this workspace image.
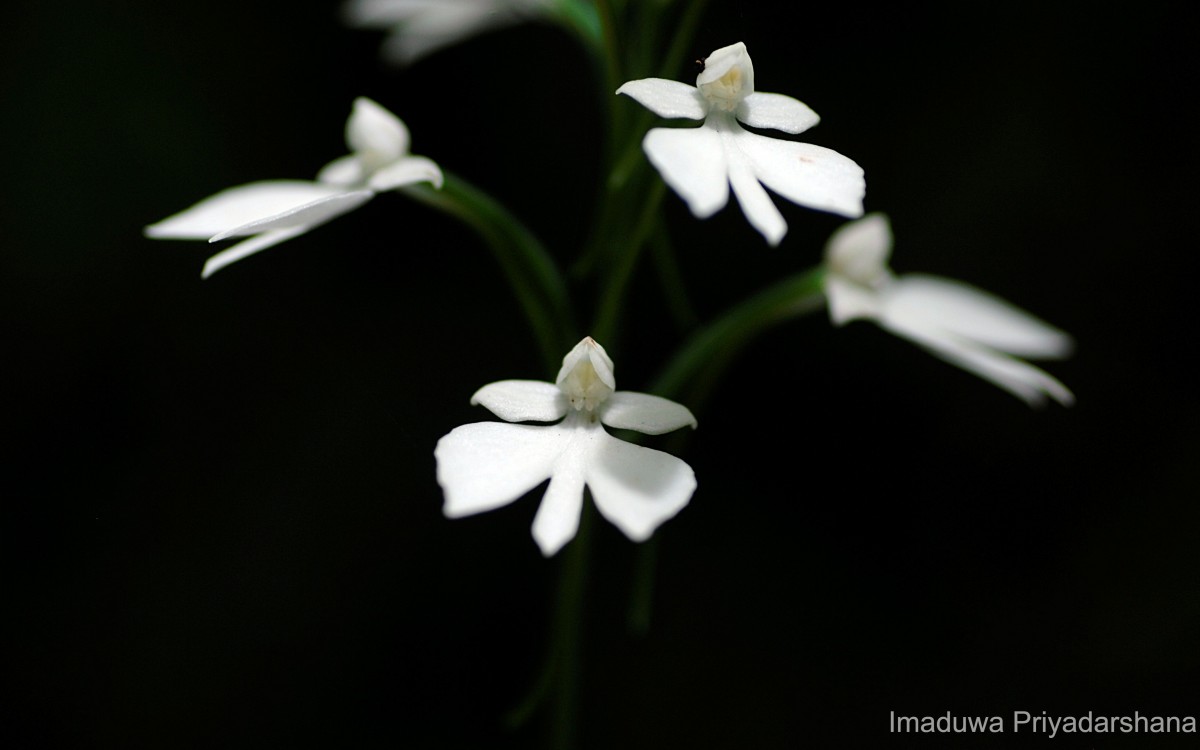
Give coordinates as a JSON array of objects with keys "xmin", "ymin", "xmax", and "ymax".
[
  {"xmin": 549, "ymin": 500, "xmax": 594, "ymax": 750},
  {"xmin": 403, "ymin": 173, "xmax": 574, "ymax": 371},
  {"xmin": 590, "ymin": 179, "xmax": 667, "ymax": 343},
  {"xmin": 653, "ymin": 267, "xmax": 827, "ymax": 404},
  {"xmin": 649, "ymin": 222, "xmax": 698, "ymax": 331},
  {"xmin": 594, "ymin": 0, "xmax": 624, "ymax": 105},
  {"xmin": 623, "ymin": 268, "xmax": 827, "ymax": 635},
  {"xmin": 626, "ymin": 532, "xmax": 658, "ymax": 636},
  {"xmin": 661, "ymin": 0, "xmax": 711, "ymax": 79},
  {"xmin": 551, "ymin": 0, "xmax": 602, "ymax": 51}
]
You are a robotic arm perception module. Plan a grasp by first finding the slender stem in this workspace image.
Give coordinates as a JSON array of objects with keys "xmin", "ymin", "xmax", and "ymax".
[
  {"xmin": 649, "ymin": 222, "xmax": 699, "ymax": 331},
  {"xmin": 549, "ymin": 500, "xmax": 594, "ymax": 750},
  {"xmin": 626, "ymin": 532, "xmax": 658, "ymax": 636},
  {"xmin": 594, "ymin": 0, "xmax": 623, "ymax": 105},
  {"xmin": 551, "ymin": 0, "xmax": 602, "ymax": 51},
  {"xmin": 654, "ymin": 267, "xmax": 828, "ymax": 404},
  {"xmin": 403, "ymin": 174, "xmax": 575, "ymax": 371},
  {"xmin": 590, "ymin": 179, "xmax": 667, "ymax": 343},
  {"xmin": 661, "ymin": 0, "xmax": 711, "ymax": 78},
  {"xmin": 621, "ymin": 269, "xmax": 827, "ymax": 635}
]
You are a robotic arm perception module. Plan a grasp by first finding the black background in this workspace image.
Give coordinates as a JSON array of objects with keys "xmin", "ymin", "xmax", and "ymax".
[{"xmin": 5, "ymin": 1, "xmax": 1197, "ymax": 748}]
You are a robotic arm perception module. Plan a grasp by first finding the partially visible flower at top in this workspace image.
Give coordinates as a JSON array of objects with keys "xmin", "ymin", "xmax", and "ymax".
[
  {"xmin": 145, "ymin": 98, "xmax": 442, "ymax": 278},
  {"xmin": 617, "ymin": 41, "xmax": 865, "ymax": 246},
  {"xmin": 343, "ymin": 0, "xmax": 551, "ymax": 66},
  {"xmin": 823, "ymin": 214, "xmax": 1074, "ymax": 407},
  {"xmin": 435, "ymin": 337, "xmax": 697, "ymax": 557}
]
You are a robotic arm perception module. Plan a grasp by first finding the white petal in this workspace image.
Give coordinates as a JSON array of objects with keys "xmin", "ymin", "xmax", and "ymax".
[
  {"xmin": 531, "ymin": 442, "xmax": 588, "ymax": 556},
  {"xmin": 725, "ymin": 140, "xmax": 787, "ymax": 245},
  {"xmin": 884, "ymin": 275, "xmax": 1074, "ymax": 359},
  {"xmin": 615, "ymin": 79, "xmax": 706, "ymax": 120},
  {"xmin": 470, "ymin": 380, "xmax": 567, "ymax": 423},
  {"xmin": 346, "ymin": 97, "xmax": 409, "ymax": 161},
  {"xmin": 317, "ymin": 154, "xmax": 365, "ymax": 186},
  {"xmin": 209, "ymin": 190, "xmax": 374, "ymax": 241},
  {"xmin": 824, "ymin": 213, "xmax": 893, "ymax": 285},
  {"xmin": 380, "ymin": 4, "xmax": 506, "ymax": 64},
  {"xmin": 368, "ymin": 155, "xmax": 444, "ymax": 191},
  {"xmin": 599, "ymin": 392, "xmax": 697, "ymax": 435},
  {"xmin": 201, "ymin": 226, "xmax": 308, "ymax": 278},
  {"xmin": 824, "ymin": 274, "xmax": 884, "ymax": 325},
  {"xmin": 585, "ymin": 433, "xmax": 696, "ymax": 542},
  {"xmin": 144, "ymin": 181, "xmax": 345, "ymax": 240},
  {"xmin": 435, "ymin": 422, "xmax": 565, "ymax": 518},
  {"xmin": 343, "ymin": 0, "xmax": 439, "ymax": 26},
  {"xmin": 733, "ymin": 129, "xmax": 865, "ymax": 218},
  {"xmin": 737, "ymin": 92, "xmax": 819, "ymax": 134},
  {"xmin": 642, "ymin": 126, "xmax": 729, "ymax": 219},
  {"xmin": 882, "ymin": 316, "xmax": 1074, "ymax": 407}
]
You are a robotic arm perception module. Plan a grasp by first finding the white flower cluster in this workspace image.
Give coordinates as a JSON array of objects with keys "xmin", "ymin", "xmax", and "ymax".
[{"xmin": 145, "ymin": 27, "xmax": 1073, "ymax": 555}]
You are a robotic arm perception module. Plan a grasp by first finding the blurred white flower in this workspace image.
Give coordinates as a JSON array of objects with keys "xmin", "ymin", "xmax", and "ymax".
[
  {"xmin": 435, "ymin": 337, "xmax": 697, "ymax": 556},
  {"xmin": 824, "ymin": 214, "xmax": 1074, "ymax": 406},
  {"xmin": 343, "ymin": 0, "xmax": 550, "ymax": 65},
  {"xmin": 617, "ymin": 41, "xmax": 865, "ymax": 246},
  {"xmin": 145, "ymin": 98, "xmax": 442, "ymax": 278}
]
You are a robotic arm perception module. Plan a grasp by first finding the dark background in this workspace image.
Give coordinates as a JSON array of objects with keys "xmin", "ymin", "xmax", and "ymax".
[{"xmin": 5, "ymin": 1, "xmax": 1197, "ymax": 748}]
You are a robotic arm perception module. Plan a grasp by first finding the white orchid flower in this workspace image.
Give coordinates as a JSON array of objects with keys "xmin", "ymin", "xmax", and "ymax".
[
  {"xmin": 824, "ymin": 214, "xmax": 1074, "ymax": 406},
  {"xmin": 343, "ymin": 0, "xmax": 550, "ymax": 65},
  {"xmin": 435, "ymin": 337, "xmax": 698, "ymax": 557},
  {"xmin": 145, "ymin": 98, "xmax": 442, "ymax": 278},
  {"xmin": 617, "ymin": 41, "xmax": 865, "ymax": 246}
]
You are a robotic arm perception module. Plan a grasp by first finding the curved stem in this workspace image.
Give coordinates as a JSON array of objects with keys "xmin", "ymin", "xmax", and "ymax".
[
  {"xmin": 590, "ymin": 179, "xmax": 667, "ymax": 343},
  {"xmin": 621, "ymin": 268, "xmax": 826, "ymax": 635},
  {"xmin": 653, "ymin": 267, "xmax": 827, "ymax": 403},
  {"xmin": 548, "ymin": 501, "xmax": 593, "ymax": 750},
  {"xmin": 594, "ymin": 0, "xmax": 624, "ymax": 107},
  {"xmin": 551, "ymin": 0, "xmax": 602, "ymax": 51},
  {"xmin": 403, "ymin": 173, "xmax": 575, "ymax": 371}
]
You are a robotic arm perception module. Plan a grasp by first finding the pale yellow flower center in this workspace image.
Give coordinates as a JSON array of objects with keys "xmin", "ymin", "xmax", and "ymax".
[
  {"xmin": 700, "ymin": 66, "xmax": 745, "ymax": 112},
  {"xmin": 559, "ymin": 357, "xmax": 612, "ymax": 412}
]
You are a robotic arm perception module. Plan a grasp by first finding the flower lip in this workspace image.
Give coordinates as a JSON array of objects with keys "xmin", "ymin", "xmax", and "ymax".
[{"xmin": 697, "ymin": 41, "xmax": 754, "ymax": 111}]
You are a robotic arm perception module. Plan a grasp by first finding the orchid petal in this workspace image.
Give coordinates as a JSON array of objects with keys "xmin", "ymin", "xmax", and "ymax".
[
  {"xmin": 882, "ymin": 315, "xmax": 1075, "ymax": 407},
  {"xmin": 585, "ymin": 434, "xmax": 696, "ymax": 542},
  {"xmin": 377, "ymin": 4, "xmax": 505, "ymax": 65},
  {"xmin": 435, "ymin": 422, "xmax": 565, "ymax": 518},
  {"xmin": 734, "ymin": 129, "xmax": 865, "ymax": 218},
  {"xmin": 884, "ymin": 275, "xmax": 1074, "ymax": 359},
  {"xmin": 209, "ymin": 190, "xmax": 374, "ymax": 242},
  {"xmin": 201, "ymin": 226, "xmax": 309, "ymax": 279},
  {"xmin": 824, "ymin": 274, "xmax": 885, "ymax": 325},
  {"xmin": 616, "ymin": 79, "xmax": 706, "ymax": 120},
  {"xmin": 317, "ymin": 155, "xmax": 365, "ymax": 187},
  {"xmin": 343, "ymin": 0, "xmax": 443, "ymax": 25},
  {"xmin": 825, "ymin": 212, "xmax": 893, "ymax": 284},
  {"xmin": 643, "ymin": 126, "xmax": 729, "ymax": 219},
  {"xmin": 725, "ymin": 141, "xmax": 788, "ymax": 245},
  {"xmin": 346, "ymin": 97, "xmax": 409, "ymax": 161},
  {"xmin": 368, "ymin": 155, "xmax": 444, "ymax": 191},
  {"xmin": 470, "ymin": 380, "xmax": 567, "ymax": 423},
  {"xmin": 600, "ymin": 392, "xmax": 697, "ymax": 435},
  {"xmin": 144, "ymin": 181, "xmax": 345, "ymax": 240},
  {"xmin": 531, "ymin": 439, "xmax": 588, "ymax": 556},
  {"xmin": 737, "ymin": 92, "xmax": 819, "ymax": 134}
]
